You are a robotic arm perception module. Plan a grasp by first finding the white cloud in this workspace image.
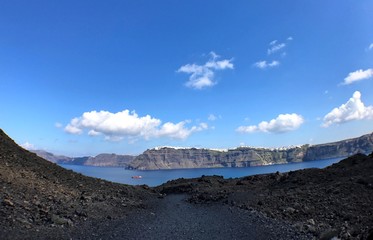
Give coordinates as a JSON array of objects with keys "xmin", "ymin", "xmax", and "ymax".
[
  {"xmin": 157, "ymin": 121, "xmax": 208, "ymax": 139},
  {"xmin": 254, "ymin": 37, "xmax": 291, "ymax": 68},
  {"xmin": 88, "ymin": 129, "xmax": 101, "ymax": 136},
  {"xmin": 342, "ymin": 68, "xmax": 373, "ymax": 85},
  {"xmin": 267, "ymin": 42, "xmax": 286, "ymax": 55},
  {"xmin": 21, "ymin": 142, "xmax": 35, "ymax": 150},
  {"xmin": 236, "ymin": 113, "xmax": 304, "ymax": 134},
  {"xmin": 104, "ymin": 135, "xmax": 124, "ymax": 142},
  {"xmin": 55, "ymin": 122, "xmax": 63, "ymax": 128},
  {"xmin": 64, "ymin": 110, "xmax": 208, "ymax": 141},
  {"xmin": 207, "ymin": 114, "xmax": 222, "ymax": 121},
  {"xmin": 177, "ymin": 52, "xmax": 233, "ymax": 89},
  {"xmin": 253, "ymin": 60, "xmax": 280, "ymax": 69},
  {"xmin": 64, "ymin": 118, "xmax": 83, "ymax": 134},
  {"xmin": 208, "ymin": 114, "xmax": 217, "ymax": 121},
  {"xmin": 269, "ymin": 40, "xmax": 278, "ymax": 45},
  {"xmin": 369, "ymin": 43, "xmax": 373, "ymax": 50},
  {"xmin": 322, "ymin": 91, "xmax": 373, "ymax": 127}
]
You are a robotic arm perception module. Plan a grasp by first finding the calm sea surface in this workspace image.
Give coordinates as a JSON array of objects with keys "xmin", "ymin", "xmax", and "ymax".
[{"xmin": 60, "ymin": 158, "xmax": 343, "ymax": 187}]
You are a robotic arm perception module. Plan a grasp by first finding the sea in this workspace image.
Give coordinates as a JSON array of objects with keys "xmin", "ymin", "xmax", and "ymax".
[{"xmin": 60, "ymin": 157, "xmax": 343, "ymax": 187}]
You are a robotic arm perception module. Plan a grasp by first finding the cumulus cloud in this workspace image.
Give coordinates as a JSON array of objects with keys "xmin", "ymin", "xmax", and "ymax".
[
  {"xmin": 322, "ymin": 91, "xmax": 373, "ymax": 127},
  {"xmin": 177, "ymin": 52, "xmax": 233, "ymax": 89},
  {"xmin": 65, "ymin": 118, "xmax": 84, "ymax": 134},
  {"xmin": 342, "ymin": 69, "xmax": 373, "ymax": 85},
  {"xmin": 21, "ymin": 142, "xmax": 35, "ymax": 150},
  {"xmin": 157, "ymin": 121, "xmax": 208, "ymax": 139},
  {"xmin": 236, "ymin": 113, "xmax": 304, "ymax": 134},
  {"xmin": 253, "ymin": 60, "xmax": 280, "ymax": 69},
  {"xmin": 64, "ymin": 110, "xmax": 208, "ymax": 141},
  {"xmin": 267, "ymin": 42, "xmax": 286, "ymax": 55}
]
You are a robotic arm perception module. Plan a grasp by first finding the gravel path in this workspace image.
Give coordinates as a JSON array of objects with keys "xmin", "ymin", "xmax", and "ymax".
[{"xmin": 68, "ymin": 194, "xmax": 311, "ymax": 240}]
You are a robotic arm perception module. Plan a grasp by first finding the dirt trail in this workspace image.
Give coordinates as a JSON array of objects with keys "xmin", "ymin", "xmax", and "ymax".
[{"xmin": 67, "ymin": 194, "xmax": 310, "ymax": 240}]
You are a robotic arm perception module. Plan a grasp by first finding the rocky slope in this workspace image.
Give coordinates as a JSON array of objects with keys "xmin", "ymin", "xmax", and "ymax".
[
  {"xmin": 0, "ymin": 129, "xmax": 151, "ymax": 238},
  {"xmin": 128, "ymin": 132, "xmax": 373, "ymax": 170},
  {"xmin": 32, "ymin": 150, "xmax": 134, "ymax": 167},
  {"xmin": 157, "ymin": 153, "xmax": 373, "ymax": 239}
]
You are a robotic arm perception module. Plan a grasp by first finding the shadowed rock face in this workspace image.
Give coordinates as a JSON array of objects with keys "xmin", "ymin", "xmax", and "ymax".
[{"xmin": 128, "ymin": 132, "xmax": 373, "ymax": 170}]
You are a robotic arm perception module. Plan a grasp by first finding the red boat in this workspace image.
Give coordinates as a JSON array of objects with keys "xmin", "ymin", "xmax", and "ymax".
[{"xmin": 131, "ymin": 175, "xmax": 142, "ymax": 179}]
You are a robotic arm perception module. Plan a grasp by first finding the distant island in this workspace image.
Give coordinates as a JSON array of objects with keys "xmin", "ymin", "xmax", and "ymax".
[{"xmin": 33, "ymin": 132, "xmax": 373, "ymax": 170}]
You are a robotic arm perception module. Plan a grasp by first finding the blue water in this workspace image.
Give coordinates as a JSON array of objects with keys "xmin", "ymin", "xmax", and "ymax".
[{"xmin": 60, "ymin": 158, "xmax": 343, "ymax": 187}]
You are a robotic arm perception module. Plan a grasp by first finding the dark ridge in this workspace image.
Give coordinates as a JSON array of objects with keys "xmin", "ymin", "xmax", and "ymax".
[{"xmin": 0, "ymin": 129, "xmax": 152, "ymax": 238}]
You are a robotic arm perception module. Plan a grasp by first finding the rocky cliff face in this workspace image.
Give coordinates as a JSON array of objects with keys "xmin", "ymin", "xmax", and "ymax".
[
  {"xmin": 128, "ymin": 132, "xmax": 373, "ymax": 170},
  {"xmin": 32, "ymin": 132, "xmax": 373, "ymax": 170},
  {"xmin": 84, "ymin": 154, "xmax": 135, "ymax": 167},
  {"xmin": 32, "ymin": 150, "xmax": 134, "ymax": 167},
  {"xmin": 128, "ymin": 146, "xmax": 308, "ymax": 170},
  {"xmin": 303, "ymin": 133, "xmax": 373, "ymax": 161}
]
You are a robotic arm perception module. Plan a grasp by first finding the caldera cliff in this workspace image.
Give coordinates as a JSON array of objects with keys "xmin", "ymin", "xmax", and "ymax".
[{"xmin": 128, "ymin": 132, "xmax": 373, "ymax": 170}]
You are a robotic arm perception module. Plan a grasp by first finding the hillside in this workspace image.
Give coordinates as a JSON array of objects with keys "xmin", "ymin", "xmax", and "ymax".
[
  {"xmin": 0, "ymin": 129, "xmax": 151, "ymax": 238},
  {"xmin": 157, "ymin": 153, "xmax": 373, "ymax": 239},
  {"xmin": 1, "ymin": 128, "xmax": 373, "ymax": 239},
  {"xmin": 32, "ymin": 150, "xmax": 134, "ymax": 167},
  {"xmin": 128, "ymin": 132, "xmax": 373, "ymax": 170},
  {"xmin": 31, "ymin": 150, "xmax": 75, "ymax": 164}
]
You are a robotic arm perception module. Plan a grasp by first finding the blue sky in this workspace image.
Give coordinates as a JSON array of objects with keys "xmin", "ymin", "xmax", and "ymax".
[{"xmin": 1, "ymin": 1, "xmax": 373, "ymax": 156}]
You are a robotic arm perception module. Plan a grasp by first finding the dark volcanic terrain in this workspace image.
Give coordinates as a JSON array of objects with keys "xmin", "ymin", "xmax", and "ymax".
[
  {"xmin": 1, "ymin": 128, "xmax": 373, "ymax": 239},
  {"xmin": 0, "ymin": 129, "xmax": 152, "ymax": 238},
  {"xmin": 157, "ymin": 153, "xmax": 373, "ymax": 239}
]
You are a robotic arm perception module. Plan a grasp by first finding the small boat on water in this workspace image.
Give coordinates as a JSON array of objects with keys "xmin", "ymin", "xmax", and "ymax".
[{"xmin": 131, "ymin": 175, "xmax": 142, "ymax": 179}]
